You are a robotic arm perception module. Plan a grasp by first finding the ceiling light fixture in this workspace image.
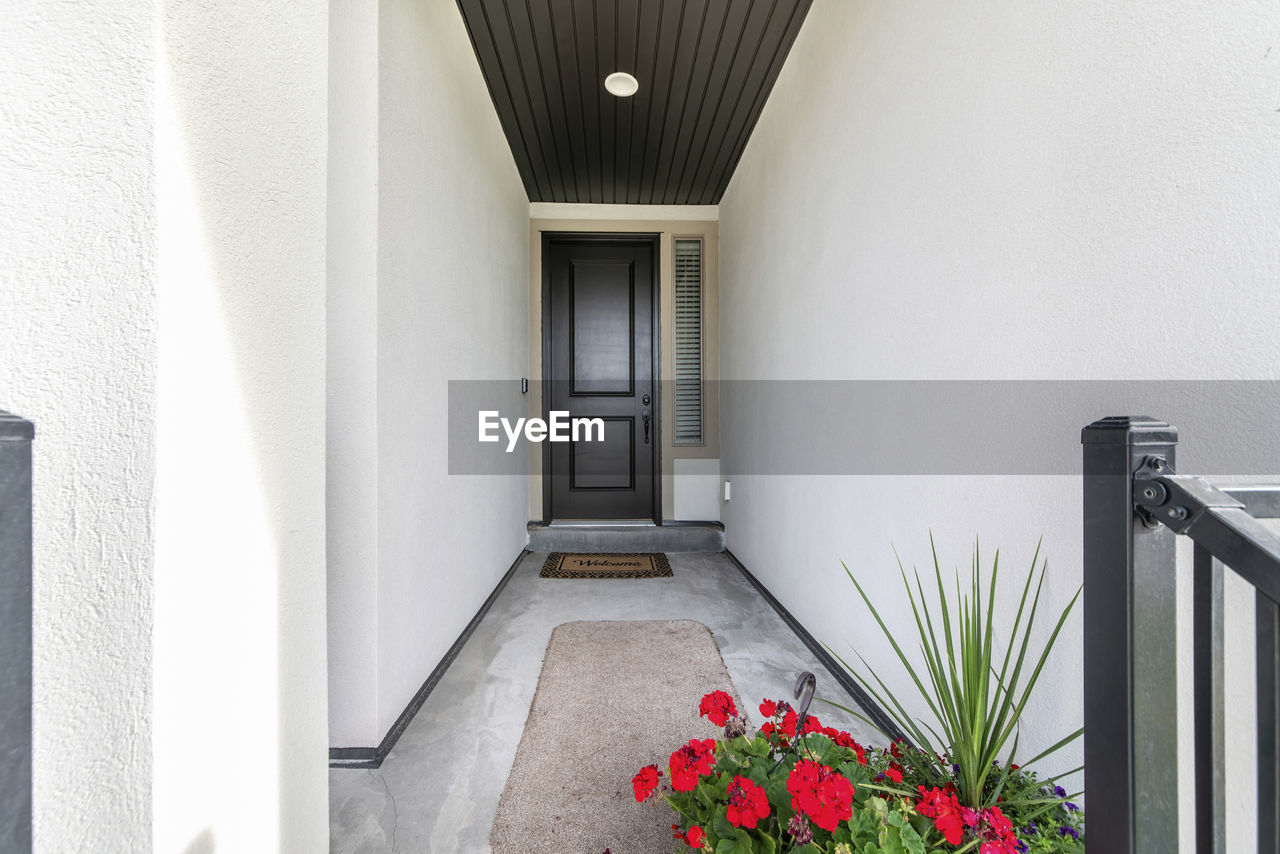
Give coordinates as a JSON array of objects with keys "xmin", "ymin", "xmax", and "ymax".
[{"xmin": 604, "ymin": 72, "xmax": 639, "ymax": 97}]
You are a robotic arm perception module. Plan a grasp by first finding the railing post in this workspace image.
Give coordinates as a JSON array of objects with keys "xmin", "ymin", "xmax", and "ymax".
[
  {"xmin": 1193, "ymin": 546, "xmax": 1226, "ymax": 853},
  {"xmin": 1082, "ymin": 416, "xmax": 1180, "ymax": 853},
  {"xmin": 0, "ymin": 411, "xmax": 33, "ymax": 852},
  {"xmin": 1260, "ymin": 594, "xmax": 1280, "ymax": 854}
]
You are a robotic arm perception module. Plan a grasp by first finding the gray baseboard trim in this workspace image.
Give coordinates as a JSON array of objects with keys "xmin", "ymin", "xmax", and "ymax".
[
  {"xmin": 525, "ymin": 519, "xmax": 725, "ymax": 530},
  {"xmin": 723, "ymin": 549, "xmax": 906, "ymax": 744},
  {"xmin": 329, "ymin": 549, "xmax": 530, "ymax": 770}
]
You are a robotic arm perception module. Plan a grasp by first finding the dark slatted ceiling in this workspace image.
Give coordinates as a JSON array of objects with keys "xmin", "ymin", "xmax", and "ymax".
[{"xmin": 456, "ymin": 0, "xmax": 812, "ymax": 205}]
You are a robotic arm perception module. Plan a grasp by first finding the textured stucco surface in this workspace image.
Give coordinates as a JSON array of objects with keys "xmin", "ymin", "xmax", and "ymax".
[
  {"xmin": 5, "ymin": 0, "xmax": 331, "ymax": 850},
  {"xmin": 374, "ymin": 0, "xmax": 530, "ymax": 740},
  {"xmin": 0, "ymin": 1, "xmax": 157, "ymax": 849},
  {"xmin": 326, "ymin": 0, "xmax": 531, "ymax": 748},
  {"xmin": 328, "ymin": 0, "xmax": 383, "ymax": 751},
  {"xmin": 719, "ymin": 0, "xmax": 1280, "ymax": 849},
  {"xmin": 153, "ymin": 1, "xmax": 330, "ymax": 851}
]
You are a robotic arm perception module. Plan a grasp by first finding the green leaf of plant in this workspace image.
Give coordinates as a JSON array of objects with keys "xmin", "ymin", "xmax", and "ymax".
[
  {"xmin": 983, "ymin": 557, "xmax": 1049, "ymax": 762},
  {"xmin": 829, "ymin": 645, "xmax": 938, "ymax": 754},
  {"xmin": 879, "ymin": 831, "xmax": 908, "ymax": 854},
  {"xmin": 833, "ymin": 539, "xmax": 1084, "ymax": 813},
  {"xmin": 986, "ymin": 732, "xmax": 1019, "ymax": 806},
  {"xmin": 899, "ymin": 820, "xmax": 926, "ymax": 854},
  {"xmin": 986, "ymin": 540, "xmax": 1041, "ymax": 740},
  {"xmin": 841, "ymin": 561, "xmax": 948, "ymax": 750},
  {"xmin": 994, "ymin": 583, "xmax": 1082, "ymax": 753},
  {"xmin": 1019, "ymin": 729, "xmax": 1083, "ymax": 769},
  {"xmin": 846, "ymin": 804, "xmax": 878, "ymax": 843},
  {"xmin": 813, "ymin": 695, "xmax": 901, "ymax": 746}
]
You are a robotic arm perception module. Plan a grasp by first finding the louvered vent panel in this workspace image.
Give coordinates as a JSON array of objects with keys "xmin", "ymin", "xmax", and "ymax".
[{"xmin": 674, "ymin": 239, "xmax": 703, "ymax": 445}]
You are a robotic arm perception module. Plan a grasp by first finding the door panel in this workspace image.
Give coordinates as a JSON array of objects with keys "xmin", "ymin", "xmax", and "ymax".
[
  {"xmin": 571, "ymin": 261, "xmax": 634, "ymax": 395},
  {"xmin": 544, "ymin": 235, "xmax": 657, "ymax": 520},
  {"xmin": 570, "ymin": 417, "xmax": 634, "ymax": 490}
]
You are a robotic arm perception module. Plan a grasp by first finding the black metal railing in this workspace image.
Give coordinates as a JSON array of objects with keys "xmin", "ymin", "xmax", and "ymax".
[
  {"xmin": 1082, "ymin": 416, "xmax": 1280, "ymax": 853},
  {"xmin": 0, "ymin": 411, "xmax": 32, "ymax": 852}
]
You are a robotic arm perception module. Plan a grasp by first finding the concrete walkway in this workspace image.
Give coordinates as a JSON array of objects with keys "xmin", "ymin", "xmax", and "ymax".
[{"xmin": 329, "ymin": 550, "xmax": 880, "ymax": 853}]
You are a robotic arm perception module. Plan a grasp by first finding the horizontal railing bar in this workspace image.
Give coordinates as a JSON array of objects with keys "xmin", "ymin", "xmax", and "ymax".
[
  {"xmin": 1137, "ymin": 474, "xmax": 1280, "ymax": 604},
  {"xmin": 1222, "ymin": 485, "xmax": 1280, "ymax": 520},
  {"xmin": 1188, "ymin": 508, "xmax": 1280, "ymax": 605}
]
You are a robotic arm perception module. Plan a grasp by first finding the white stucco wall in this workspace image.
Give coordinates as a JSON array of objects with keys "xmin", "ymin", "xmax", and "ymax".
[
  {"xmin": 375, "ymin": 0, "xmax": 529, "ymax": 739},
  {"xmin": 327, "ymin": 0, "xmax": 530, "ymax": 748},
  {"xmin": 719, "ymin": 0, "xmax": 1280, "ymax": 847},
  {"xmin": 0, "ymin": 1, "xmax": 156, "ymax": 849},
  {"xmin": 153, "ymin": 1, "xmax": 330, "ymax": 851},
  {"xmin": 327, "ymin": 0, "xmax": 383, "ymax": 750},
  {"xmin": 2, "ymin": 1, "xmax": 331, "ymax": 850}
]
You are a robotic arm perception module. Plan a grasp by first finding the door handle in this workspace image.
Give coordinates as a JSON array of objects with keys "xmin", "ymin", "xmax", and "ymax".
[{"xmin": 642, "ymin": 410, "xmax": 650, "ymax": 444}]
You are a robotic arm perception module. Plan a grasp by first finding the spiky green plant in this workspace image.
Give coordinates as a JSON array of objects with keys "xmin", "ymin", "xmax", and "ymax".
[{"xmin": 825, "ymin": 537, "xmax": 1083, "ymax": 810}]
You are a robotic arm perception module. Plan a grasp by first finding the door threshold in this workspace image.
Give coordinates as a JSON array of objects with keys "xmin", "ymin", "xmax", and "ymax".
[{"xmin": 546, "ymin": 519, "xmax": 657, "ymax": 528}]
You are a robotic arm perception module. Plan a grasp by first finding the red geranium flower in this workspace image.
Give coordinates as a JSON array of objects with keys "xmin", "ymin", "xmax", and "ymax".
[
  {"xmin": 632, "ymin": 764, "xmax": 662, "ymax": 802},
  {"xmin": 786, "ymin": 760, "xmax": 855, "ymax": 832},
  {"xmin": 883, "ymin": 763, "xmax": 904, "ymax": 783},
  {"xmin": 801, "ymin": 714, "xmax": 825, "ymax": 735},
  {"xmin": 668, "ymin": 738, "xmax": 717, "ymax": 792},
  {"xmin": 976, "ymin": 806, "xmax": 1020, "ymax": 854},
  {"xmin": 779, "ymin": 707, "xmax": 798, "ymax": 738},
  {"xmin": 699, "ymin": 690, "xmax": 738, "ymax": 727},
  {"xmin": 819, "ymin": 727, "xmax": 867, "ymax": 763},
  {"xmin": 758, "ymin": 721, "xmax": 776, "ymax": 738},
  {"xmin": 759, "ymin": 699, "xmax": 777, "ymax": 717},
  {"xmin": 685, "ymin": 825, "xmax": 707, "ymax": 848},
  {"xmin": 827, "ymin": 729, "xmax": 866, "ymax": 759},
  {"xmin": 725, "ymin": 775, "xmax": 771, "ymax": 829},
  {"xmin": 916, "ymin": 785, "xmax": 970, "ymax": 845}
]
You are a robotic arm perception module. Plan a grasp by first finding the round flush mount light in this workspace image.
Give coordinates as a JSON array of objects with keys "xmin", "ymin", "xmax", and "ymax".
[{"xmin": 604, "ymin": 71, "xmax": 639, "ymax": 97}]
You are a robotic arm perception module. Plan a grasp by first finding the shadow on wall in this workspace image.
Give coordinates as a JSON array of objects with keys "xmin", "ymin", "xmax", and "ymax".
[
  {"xmin": 183, "ymin": 828, "xmax": 215, "ymax": 854},
  {"xmin": 156, "ymin": 1, "xmax": 327, "ymax": 851}
]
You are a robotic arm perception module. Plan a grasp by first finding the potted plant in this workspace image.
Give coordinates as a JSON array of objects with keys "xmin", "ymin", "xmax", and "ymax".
[{"xmin": 632, "ymin": 539, "xmax": 1084, "ymax": 852}]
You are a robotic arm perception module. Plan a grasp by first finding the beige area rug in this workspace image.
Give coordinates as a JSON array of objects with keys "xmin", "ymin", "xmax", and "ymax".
[
  {"xmin": 490, "ymin": 620, "xmax": 741, "ymax": 854},
  {"xmin": 539, "ymin": 552, "xmax": 673, "ymax": 579}
]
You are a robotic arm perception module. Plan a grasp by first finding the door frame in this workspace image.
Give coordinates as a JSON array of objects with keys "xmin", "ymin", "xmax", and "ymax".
[{"xmin": 540, "ymin": 231, "xmax": 661, "ymax": 524}]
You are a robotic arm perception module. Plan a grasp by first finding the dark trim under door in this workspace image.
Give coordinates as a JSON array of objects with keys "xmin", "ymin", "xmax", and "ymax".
[{"xmin": 540, "ymin": 232, "xmax": 661, "ymax": 523}]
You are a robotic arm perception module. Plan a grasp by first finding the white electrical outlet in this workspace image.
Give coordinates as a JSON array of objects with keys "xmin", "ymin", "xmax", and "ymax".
[{"xmin": 723, "ymin": 480, "xmax": 732, "ymax": 502}]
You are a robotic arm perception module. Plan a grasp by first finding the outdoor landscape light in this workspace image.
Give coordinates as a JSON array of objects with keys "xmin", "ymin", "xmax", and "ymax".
[{"xmin": 604, "ymin": 72, "xmax": 639, "ymax": 97}]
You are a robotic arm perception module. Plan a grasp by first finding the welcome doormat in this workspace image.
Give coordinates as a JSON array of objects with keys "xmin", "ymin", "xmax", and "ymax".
[
  {"xmin": 539, "ymin": 552, "xmax": 672, "ymax": 578},
  {"xmin": 490, "ymin": 620, "xmax": 741, "ymax": 853}
]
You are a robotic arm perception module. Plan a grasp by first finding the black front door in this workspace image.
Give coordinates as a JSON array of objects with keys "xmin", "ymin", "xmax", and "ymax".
[{"xmin": 543, "ymin": 234, "xmax": 658, "ymax": 521}]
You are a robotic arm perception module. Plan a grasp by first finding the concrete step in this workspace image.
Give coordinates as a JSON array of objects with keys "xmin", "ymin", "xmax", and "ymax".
[{"xmin": 526, "ymin": 522, "xmax": 724, "ymax": 553}]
